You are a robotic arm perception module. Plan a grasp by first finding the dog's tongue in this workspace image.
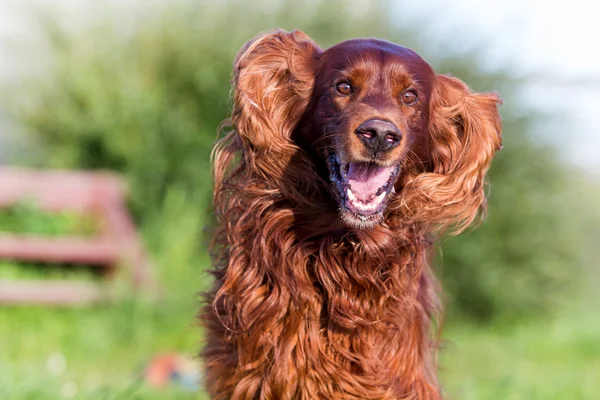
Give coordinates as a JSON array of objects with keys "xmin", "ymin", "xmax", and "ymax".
[{"xmin": 347, "ymin": 162, "xmax": 393, "ymax": 200}]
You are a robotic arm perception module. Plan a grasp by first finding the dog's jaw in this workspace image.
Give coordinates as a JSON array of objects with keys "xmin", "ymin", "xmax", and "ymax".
[{"xmin": 327, "ymin": 153, "xmax": 400, "ymax": 229}]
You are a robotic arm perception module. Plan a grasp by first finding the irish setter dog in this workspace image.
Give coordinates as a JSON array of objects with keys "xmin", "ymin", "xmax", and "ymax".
[{"xmin": 203, "ymin": 30, "xmax": 502, "ymax": 399}]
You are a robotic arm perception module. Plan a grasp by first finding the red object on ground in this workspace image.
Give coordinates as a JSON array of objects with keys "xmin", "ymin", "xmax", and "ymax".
[
  {"xmin": 145, "ymin": 353, "xmax": 180, "ymax": 388},
  {"xmin": 144, "ymin": 353, "xmax": 201, "ymax": 390},
  {"xmin": 0, "ymin": 167, "xmax": 152, "ymax": 305}
]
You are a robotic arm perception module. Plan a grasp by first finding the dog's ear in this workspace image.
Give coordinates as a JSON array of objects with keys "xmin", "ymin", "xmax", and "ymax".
[
  {"xmin": 232, "ymin": 29, "xmax": 321, "ymax": 151},
  {"xmin": 402, "ymin": 75, "xmax": 502, "ymax": 232}
]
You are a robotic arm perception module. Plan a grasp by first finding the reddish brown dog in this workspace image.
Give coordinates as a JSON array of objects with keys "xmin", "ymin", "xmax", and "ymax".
[{"xmin": 203, "ymin": 30, "xmax": 502, "ymax": 399}]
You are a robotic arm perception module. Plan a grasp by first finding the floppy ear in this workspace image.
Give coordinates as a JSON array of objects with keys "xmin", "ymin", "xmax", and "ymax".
[
  {"xmin": 232, "ymin": 29, "xmax": 321, "ymax": 152},
  {"xmin": 402, "ymin": 75, "xmax": 502, "ymax": 232}
]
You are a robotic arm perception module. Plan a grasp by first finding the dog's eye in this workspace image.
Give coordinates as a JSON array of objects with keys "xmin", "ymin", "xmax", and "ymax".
[
  {"xmin": 401, "ymin": 90, "xmax": 418, "ymax": 105},
  {"xmin": 336, "ymin": 82, "xmax": 352, "ymax": 95}
]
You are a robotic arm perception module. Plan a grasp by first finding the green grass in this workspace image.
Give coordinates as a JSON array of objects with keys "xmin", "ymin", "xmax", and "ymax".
[
  {"xmin": 1, "ymin": 299, "xmax": 598, "ymax": 399},
  {"xmin": 440, "ymin": 303, "xmax": 600, "ymax": 400},
  {"xmin": 0, "ymin": 299, "xmax": 206, "ymax": 400},
  {"xmin": 1, "ymin": 200, "xmax": 598, "ymax": 399}
]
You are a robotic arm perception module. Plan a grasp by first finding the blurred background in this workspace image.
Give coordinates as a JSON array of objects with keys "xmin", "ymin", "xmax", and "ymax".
[{"xmin": 0, "ymin": 0, "xmax": 598, "ymax": 399}]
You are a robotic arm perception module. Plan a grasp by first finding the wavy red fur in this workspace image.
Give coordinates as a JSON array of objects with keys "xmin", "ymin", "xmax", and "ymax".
[{"xmin": 202, "ymin": 29, "xmax": 502, "ymax": 400}]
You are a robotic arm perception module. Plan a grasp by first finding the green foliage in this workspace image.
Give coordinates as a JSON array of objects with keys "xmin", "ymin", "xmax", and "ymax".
[
  {"xmin": 439, "ymin": 136, "xmax": 588, "ymax": 321},
  {"xmin": 0, "ymin": 201, "xmax": 97, "ymax": 237},
  {"xmin": 3, "ymin": 0, "xmax": 595, "ymax": 321},
  {"xmin": 0, "ymin": 260, "xmax": 101, "ymax": 281},
  {"xmin": 0, "ymin": 203, "xmax": 100, "ymax": 281},
  {"xmin": 0, "ymin": 0, "xmax": 599, "ymax": 398}
]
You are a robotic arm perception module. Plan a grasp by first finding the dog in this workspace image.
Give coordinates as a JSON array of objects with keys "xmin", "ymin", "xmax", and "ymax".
[{"xmin": 202, "ymin": 29, "xmax": 502, "ymax": 399}]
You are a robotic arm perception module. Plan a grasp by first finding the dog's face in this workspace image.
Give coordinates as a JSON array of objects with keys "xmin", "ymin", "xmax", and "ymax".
[
  {"xmin": 309, "ymin": 39, "xmax": 436, "ymax": 227},
  {"xmin": 231, "ymin": 30, "xmax": 502, "ymax": 231}
]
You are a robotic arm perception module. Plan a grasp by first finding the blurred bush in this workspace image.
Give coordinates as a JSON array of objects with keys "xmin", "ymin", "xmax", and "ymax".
[
  {"xmin": 2, "ymin": 0, "xmax": 594, "ymax": 321},
  {"xmin": 440, "ymin": 125, "xmax": 588, "ymax": 321}
]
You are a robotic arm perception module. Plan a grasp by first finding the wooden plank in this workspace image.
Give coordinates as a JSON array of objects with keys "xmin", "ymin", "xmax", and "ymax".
[
  {"xmin": 0, "ymin": 167, "xmax": 124, "ymax": 211},
  {"xmin": 0, "ymin": 235, "xmax": 120, "ymax": 265},
  {"xmin": 0, "ymin": 280, "xmax": 104, "ymax": 305}
]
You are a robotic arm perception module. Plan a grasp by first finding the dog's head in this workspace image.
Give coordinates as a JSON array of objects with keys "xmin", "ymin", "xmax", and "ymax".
[
  {"xmin": 308, "ymin": 39, "xmax": 436, "ymax": 228},
  {"xmin": 230, "ymin": 30, "xmax": 502, "ymax": 230}
]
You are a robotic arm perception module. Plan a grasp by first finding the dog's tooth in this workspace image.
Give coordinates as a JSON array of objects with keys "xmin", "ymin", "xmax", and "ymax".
[{"xmin": 347, "ymin": 188, "xmax": 355, "ymax": 201}]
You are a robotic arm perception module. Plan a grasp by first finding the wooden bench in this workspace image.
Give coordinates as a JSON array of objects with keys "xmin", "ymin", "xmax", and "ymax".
[{"xmin": 0, "ymin": 167, "xmax": 151, "ymax": 305}]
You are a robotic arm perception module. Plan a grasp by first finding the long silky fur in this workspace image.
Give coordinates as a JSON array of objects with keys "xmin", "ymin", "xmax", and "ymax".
[{"xmin": 201, "ymin": 30, "xmax": 501, "ymax": 400}]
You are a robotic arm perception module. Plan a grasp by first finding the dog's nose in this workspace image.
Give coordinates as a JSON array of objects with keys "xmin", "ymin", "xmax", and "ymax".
[{"xmin": 355, "ymin": 119, "xmax": 402, "ymax": 153}]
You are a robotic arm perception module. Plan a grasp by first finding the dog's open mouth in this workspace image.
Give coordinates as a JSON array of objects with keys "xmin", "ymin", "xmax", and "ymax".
[{"xmin": 328, "ymin": 153, "xmax": 399, "ymax": 225}]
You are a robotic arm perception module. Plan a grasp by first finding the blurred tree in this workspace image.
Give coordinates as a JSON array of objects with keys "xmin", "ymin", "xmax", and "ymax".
[{"xmin": 2, "ymin": 0, "xmax": 591, "ymax": 321}]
